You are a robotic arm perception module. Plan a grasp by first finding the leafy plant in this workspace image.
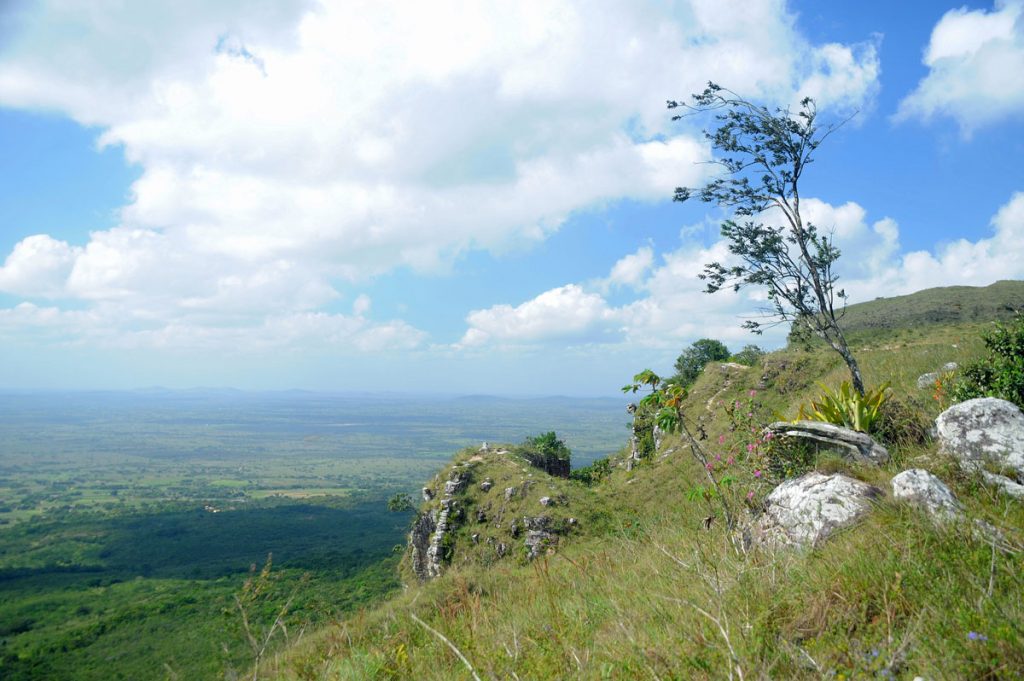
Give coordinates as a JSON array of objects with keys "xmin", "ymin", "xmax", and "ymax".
[
  {"xmin": 795, "ymin": 381, "xmax": 890, "ymax": 433},
  {"xmin": 386, "ymin": 493, "xmax": 414, "ymax": 512},
  {"xmin": 570, "ymin": 457, "xmax": 612, "ymax": 485},
  {"xmin": 729, "ymin": 344, "xmax": 765, "ymax": 367},
  {"xmin": 623, "ymin": 370, "xmax": 737, "ymax": 528},
  {"xmin": 952, "ymin": 313, "xmax": 1024, "ymax": 409},
  {"xmin": 518, "ymin": 432, "xmax": 571, "ymax": 478}
]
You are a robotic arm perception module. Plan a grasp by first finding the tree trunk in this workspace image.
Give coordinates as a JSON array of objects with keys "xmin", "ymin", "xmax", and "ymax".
[{"xmin": 834, "ymin": 341, "xmax": 865, "ymax": 396}]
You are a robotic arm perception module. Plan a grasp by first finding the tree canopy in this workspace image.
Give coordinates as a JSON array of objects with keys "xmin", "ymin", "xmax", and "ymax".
[
  {"xmin": 672, "ymin": 338, "xmax": 731, "ymax": 387},
  {"xmin": 669, "ymin": 82, "xmax": 865, "ymax": 394}
]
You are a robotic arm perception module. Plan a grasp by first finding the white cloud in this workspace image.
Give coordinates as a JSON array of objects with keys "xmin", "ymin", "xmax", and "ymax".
[
  {"xmin": 608, "ymin": 246, "xmax": 654, "ymax": 289},
  {"xmin": 0, "ymin": 235, "xmax": 82, "ymax": 297},
  {"xmin": 457, "ymin": 192, "xmax": 1024, "ymax": 351},
  {"xmin": 0, "ymin": 0, "xmax": 881, "ymax": 351},
  {"xmin": 896, "ymin": 0, "xmax": 1024, "ymax": 133},
  {"xmin": 458, "ymin": 284, "xmax": 619, "ymax": 347}
]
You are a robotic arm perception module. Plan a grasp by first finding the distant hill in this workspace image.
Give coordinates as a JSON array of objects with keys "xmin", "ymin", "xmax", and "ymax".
[{"xmin": 830, "ymin": 279, "xmax": 1024, "ymax": 336}]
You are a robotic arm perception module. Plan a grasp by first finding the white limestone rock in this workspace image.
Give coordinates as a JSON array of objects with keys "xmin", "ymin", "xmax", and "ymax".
[
  {"xmin": 890, "ymin": 469, "xmax": 964, "ymax": 522},
  {"xmin": 768, "ymin": 420, "xmax": 889, "ymax": 465},
  {"xmin": 936, "ymin": 398, "xmax": 1024, "ymax": 498},
  {"xmin": 752, "ymin": 472, "xmax": 882, "ymax": 549}
]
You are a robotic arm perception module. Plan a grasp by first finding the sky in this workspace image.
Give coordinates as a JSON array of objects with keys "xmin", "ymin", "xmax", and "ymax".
[{"xmin": 0, "ymin": 0, "xmax": 1022, "ymax": 396}]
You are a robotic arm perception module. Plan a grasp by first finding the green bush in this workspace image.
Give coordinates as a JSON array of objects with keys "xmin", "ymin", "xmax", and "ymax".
[
  {"xmin": 873, "ymin": 395, "xmax": 931, "ymax": 448},
  {"xmin": 729, "ymin": 344, "xmax": 765, "ymax": 367},
  {"xmin": 671, "ymin": 338, "xmax": 731, "ymax": 386},
  {"xmin": 952, "ymin": 314, "xmax": 1024, "ymax": 408},
  {"xmin": 570, "ymin": 457, "xmax": 612, "ymax": 485},
  {"xmin": 518, "ymin": 432, "xmax": 571, "ymax": 478}
]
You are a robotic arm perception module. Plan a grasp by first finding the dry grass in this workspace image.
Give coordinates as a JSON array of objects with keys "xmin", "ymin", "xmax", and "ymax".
[{"xmin": 261, "ymin": 322, "xmax": 1024, "ymax": 680}]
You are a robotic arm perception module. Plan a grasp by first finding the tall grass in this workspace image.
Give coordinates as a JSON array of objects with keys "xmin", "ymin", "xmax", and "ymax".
[{"xmin": 261, "ymin": 321, "xmax": 1023, "ymax": 680}]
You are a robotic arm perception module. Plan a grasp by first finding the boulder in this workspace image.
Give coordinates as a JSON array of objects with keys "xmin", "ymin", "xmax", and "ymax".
[
  {"xmin": 768, "ymin": 420, "xmax": 889, "ymax": 465},
  {"xmin": 523, "ymin": 516, "xmax": 557, "ymax": 559},
  {"xmin": 916, "ymin": 372, "xmax": 940, "ymax": 390},
  {"xmin": 504, "ymin": 486, "xmax": 517, "ymax": 500},
  {"xmin": 444, "ymin": 470, "xmax": 469, "ymax": 495},
  {"xmin": 479, "ymin": 479, "xmax": 493, "ymax": 492},
  {"xmin": 935, "ymin": 398, "xmax": 1024, "ymax": 498},
  {"xmin": 750, "ymin": 472, "xmax": 882, "ymax": 549},
  {"xmin": 539, "ymin": 496, "xmax": 553, "ymax": 507},
  {"xmin": 890, "ymin": 469, "xmax": 964, "ymax": 522}
]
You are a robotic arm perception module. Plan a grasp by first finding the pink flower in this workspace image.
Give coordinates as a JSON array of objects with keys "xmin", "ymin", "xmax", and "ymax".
[
  {"xmin": 749, "ymin": 390, "xmax": 757, "ymax": 397},
  {"xmin": 718, "ymin": 434, "xmax": 726, "ymax": 444},
  {"xmin": 705, "ymin": 462, "xmax": 714, "ymax": 471},
  {"xmin": 747, "ymin": 443, "xmax": 756, "ymax": 452},
  {"xmin": 715, "ymin": 453, "xmax": 722, "ymax": 461},
  {"xmin": 753, "ymin": 469, "xmax": 762, "ymax": 478},
  {"xmin": 735, "ymin": 400, "xmax": 742, "ymax": 409},
  {"xmin": 726, "ymin": 456, "xmax": 734, "ymax": 465},
  {"xmin": 764, "ymin": 431, "xmax": 774, "ymax": 441},
  {"xmin": 747, "ymin": 490, "xmax": 755, "ymax": 500}
]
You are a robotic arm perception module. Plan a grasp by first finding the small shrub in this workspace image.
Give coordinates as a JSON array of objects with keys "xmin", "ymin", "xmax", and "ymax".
[
  {"xmin": 729, "ymin": 344, "xmax": 765, "ymax": 367},
  {"xmin": 873, "ymin": 395, "xmax": 931, "ymax": 448},
  {"xmin": 385, "ymin": 493, "xmax": 414, "ymax": 513},
  {"xmin": 951, "ymin": 313, "xmax": 1024, "ymax": 408},
  {"xmin": 763, "ymin": 435, "xmax": 817, "ymax": 480},
  {"xmin": 570, "ymin": 457, "xmax": 612, "ymax": 485},
  {"xmin": 518, "ymin": 432, "xmax": 571, "ymax": 478}
]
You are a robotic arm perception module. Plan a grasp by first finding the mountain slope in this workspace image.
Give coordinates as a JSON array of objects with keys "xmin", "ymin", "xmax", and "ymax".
[{"xmin": 262, "ymin": 286, "xmax": 1024, "ymax": 680}]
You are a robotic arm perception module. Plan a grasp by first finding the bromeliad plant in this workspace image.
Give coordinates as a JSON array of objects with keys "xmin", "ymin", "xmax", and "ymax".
[{"xmin": 794, "ymin": 380, "xmax": 890, "ymax": 433}]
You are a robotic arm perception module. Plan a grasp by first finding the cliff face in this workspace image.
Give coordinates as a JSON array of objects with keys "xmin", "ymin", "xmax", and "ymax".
[{"xmin": 406, "ymin": 445, "xmax": 591, "ymax": 581}]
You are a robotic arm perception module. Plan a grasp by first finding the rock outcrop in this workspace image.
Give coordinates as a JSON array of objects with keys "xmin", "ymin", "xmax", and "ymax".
[
  {"xmin": 410, "ymin": 468, "xmax": 473, "ymax": 580},
  {"xmin": 768, "ymin": 420, "xmax": 890, "ymax": 465},
  {"xmin": 891, "ymin": 469, "xmax": 964, "ymax": 522},
  {"xmin": 523, "ymin": 515, "xmax": 557, "ymax": 560},
  {"xmin": 748, "ymin": 472, "xmax": 882, "ymax": 549},
  {"xmin": 936, "ymin": 397, "xmax": 1024, "ymax": 498},
  {"xmin": 409, "ymin": 511, "xmax": 437, "ymax": 580}
]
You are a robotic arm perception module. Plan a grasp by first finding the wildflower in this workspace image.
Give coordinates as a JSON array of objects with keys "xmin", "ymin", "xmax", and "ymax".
[
  {"xmin": 747, "ymin": 443, "xmax": 756, "ymax": 452},
  {"xmin": 746, "ymin": 412, "xmax": 753, "ymax": 418},
  {"xmin": 746, "ymin": 490, "xmax": 755, "ymax": 500},
  {"xmin": 764, "ymin": 431, "xmax": 774, "ymax": 441},
  {"xmin": 715, "ymin": 453, "xmax": 722, "ymax": 461},
  {"xmin": 718, "ymin": 434, "xmax": 726, "ymax": 444},
  {"xmin": 726, "ymin": 456, "xmax": 734, "ymax": 465},
  {"xmin": 749, "ymin": 390, "xmax": 757, "ymax": 397},
  {"xmin": 705, "ymin": 462, "xmax": 714, "ymax": 471},
  {"xmin": 735, "ymin": 400, "xmax": 742, "ymax": 409},
  {"xmin": 754, "ymin": 469, "xmax": 762, "ymax": 478},
  {"xmin": 967, "ymin": 631, "xmax": 988, "ymax": 642}
]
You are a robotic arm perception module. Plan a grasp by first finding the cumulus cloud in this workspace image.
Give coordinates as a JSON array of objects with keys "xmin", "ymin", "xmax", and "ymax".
[
  {"xmin": 0, "ymin": 0, "xmax": 881, "ymax": 351},
  {"xmin": 458, "ymin": 284, "xmax": 619, "ymax": 348},
  {"xmin": 896, "ymin": 0, "xmax": 1024, "ymax": 133},
  {"xmin": 458, "ymin": 192, "xmax": 1024, "ymax": 351},
  {"xmin": 607, "ymin": 246, "xmax": 654, "ymax": 289}
]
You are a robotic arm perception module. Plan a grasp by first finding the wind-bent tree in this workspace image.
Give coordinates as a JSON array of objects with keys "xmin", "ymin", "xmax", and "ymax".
[{"xmin": 669, "ymin": 83, "xmax": 866, "ymax": 395}]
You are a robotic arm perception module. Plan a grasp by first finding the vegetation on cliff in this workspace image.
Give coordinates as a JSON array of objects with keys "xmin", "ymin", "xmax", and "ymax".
[{"xmin": 262, "ymin": 284, "xmax": 1024, "ymax": 680}]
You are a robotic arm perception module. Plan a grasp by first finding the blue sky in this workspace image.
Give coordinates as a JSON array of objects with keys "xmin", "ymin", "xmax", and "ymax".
[{"xmin": 0, "ymin": 0, "xmax": 1022, "ymax": 395}]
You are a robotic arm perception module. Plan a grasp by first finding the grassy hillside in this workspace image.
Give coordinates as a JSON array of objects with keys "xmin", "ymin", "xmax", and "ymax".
[
  {"xmin": 259, "ymin": 302, "xmax": 1024, "ymax": 679},
  {"xmin": 839, "ymin": 279, "xmax": 1024, "ymax": 338}
]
